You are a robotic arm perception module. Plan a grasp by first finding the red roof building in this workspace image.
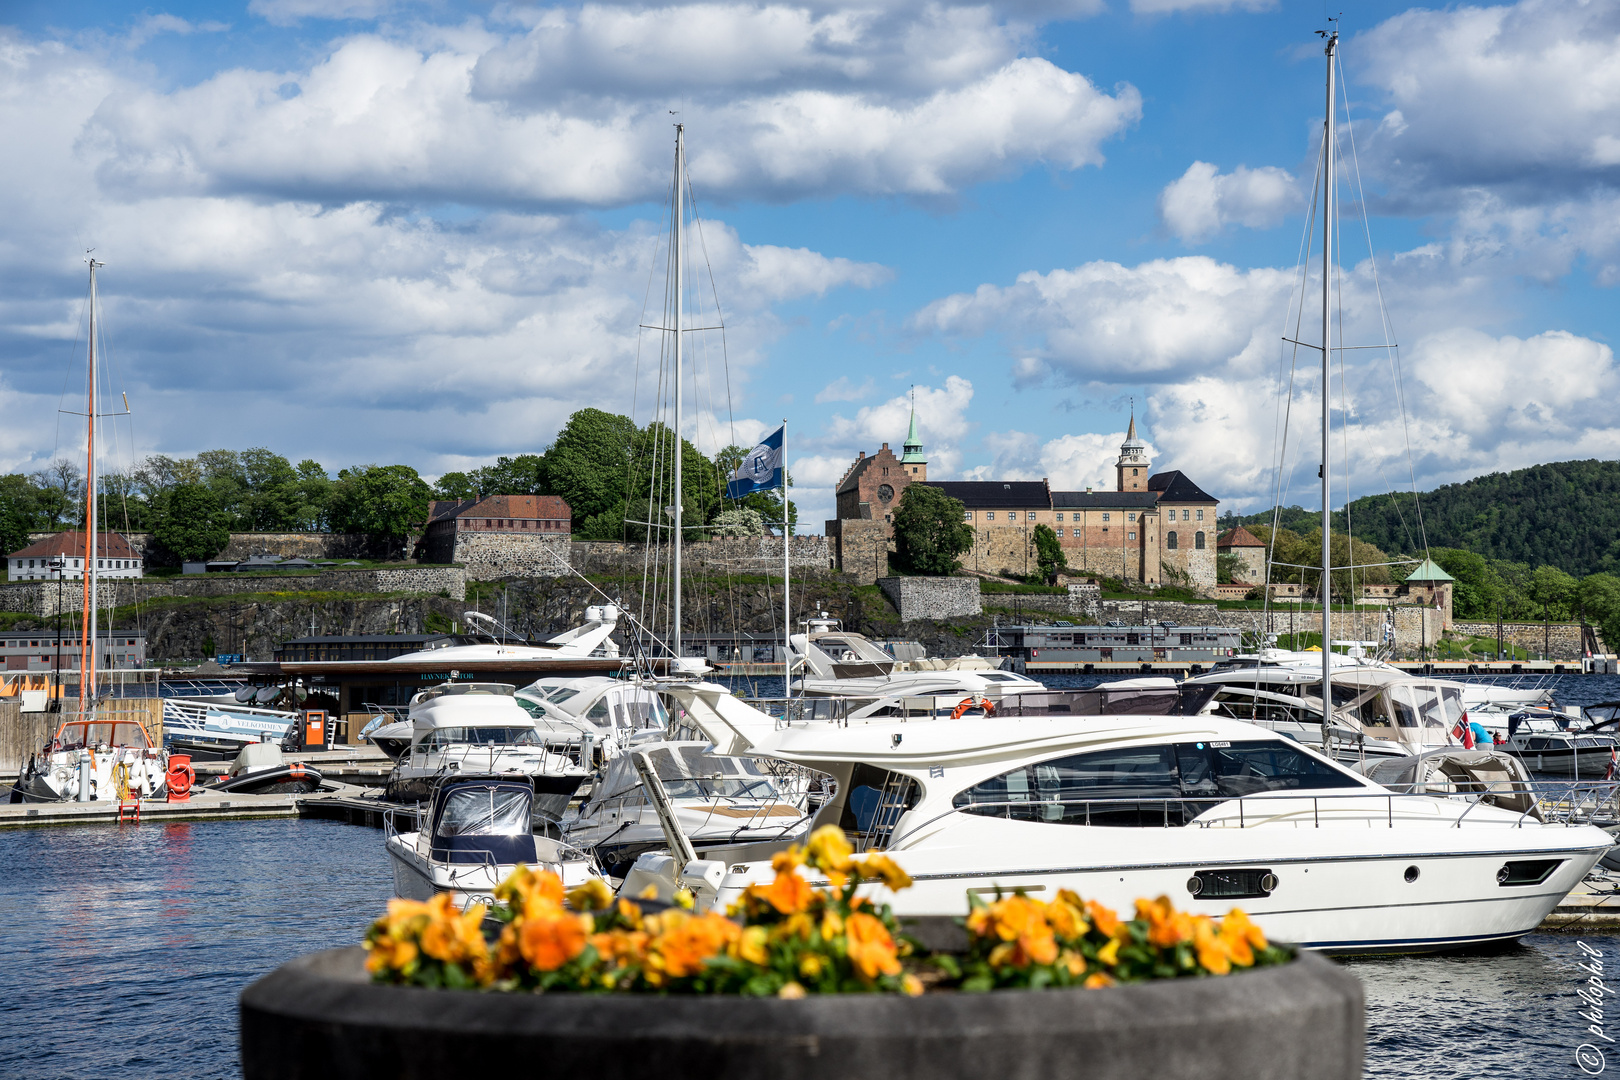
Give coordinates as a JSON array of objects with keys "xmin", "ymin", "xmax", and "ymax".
[{"xmin": 8, "ymin": 531, "xmax": 144, "ymax": 581}]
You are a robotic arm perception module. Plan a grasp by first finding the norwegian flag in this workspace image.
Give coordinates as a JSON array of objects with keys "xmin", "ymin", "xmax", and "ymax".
[{"xmin": 1452, "ymin": 713, "xmax": 1475, "ymax": 750}]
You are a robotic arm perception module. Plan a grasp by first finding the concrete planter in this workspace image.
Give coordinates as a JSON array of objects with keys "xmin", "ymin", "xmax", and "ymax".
[{"xmin": 240, "ymin": 947, "xmax": 1363, "ymax": 1080}]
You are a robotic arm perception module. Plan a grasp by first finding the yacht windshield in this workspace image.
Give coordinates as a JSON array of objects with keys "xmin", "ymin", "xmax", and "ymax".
[
  {"xmin": 436, "ymin": 787, "xmax": 530, "ymax": 837},
  {"xmin": 648, "ymin": 746, "xmax": 780, "ymax": 800},
  {"xmin": 55, "ymin": 721, "xmax": 150, "ymax": 751},
  {"xmin": 416, "ymin": 726, "xmax": 540, "ymax": 751}
]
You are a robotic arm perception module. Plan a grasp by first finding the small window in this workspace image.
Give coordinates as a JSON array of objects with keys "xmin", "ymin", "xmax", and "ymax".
[
  {"xmin": 1055, "ymin": 513, "xmax": 1064, "ymax": 522},
  {"xmin": 1183, "ymin": 509, "xmax": 1190, "ymax": 521},
  {"xmin": 1197, "ymin": 509, "xmax": 1205, "ymax": 521},
  {"xmin": 1027, "ymin": 512, "xmax": 1036, "ymax": 521},
  {"xmin": 1167, "ymin": 532, "xmax": 1178, "ymax": 550},
  {"xmin": 964, "ymin": 512, "xmax": 973, "ymax": 521},
  {"xmin": 1102, "ymin": 513, "xmax": 1110, "ymax": 522},
  {"xmin": 1128, "ymin": 531, "xmax": 1137, "ymax": 540},
  {"xmin": 1132, "ymin": 468, "xmax": 1138, "ymax": 475},
  {"xmin": 1056, "ymin": 528, "xmax": 1064, "ymax": 538},
  {"xmin": 1195, "ymin": 532, "xmax": 1206, "ymax": 550},
  {"xmin": 986, "ymin": 512, "xmax": 995, "ymax": 521}
]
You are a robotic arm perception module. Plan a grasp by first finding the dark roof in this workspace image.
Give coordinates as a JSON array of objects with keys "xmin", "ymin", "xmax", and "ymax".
[
  {"xmin": 1147, "ymin": 470, "xmax": 1218, "ymax": 504},
  {"xmin": 10, "ymin": 531, "xmax": 140, "ymax": 559},
  {"xmin": 837, "ymin": 454, "xmax": 875, "ymax": 495},
  {"xmin": 922, "ymin": 481, "xmax": 1050, "ymax": 509},
  {"xmin": 1051, "ymin": 491, "xmax": 1160, "ymax": 509}
]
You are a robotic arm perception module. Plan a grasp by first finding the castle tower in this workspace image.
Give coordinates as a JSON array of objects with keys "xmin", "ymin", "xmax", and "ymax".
[
  {"xmin": 900, "ymin": 393, "xmax": 928, "ymax": 481},
  {"xmin": 1116, "ymin": 408, "xmax": 1150, "ymax": 492}
]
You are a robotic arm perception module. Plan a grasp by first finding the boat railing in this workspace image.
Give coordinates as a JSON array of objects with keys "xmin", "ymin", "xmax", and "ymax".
[
  {"xmin": 890, "ymin": 782, "xmax": 1620, "ymax": 842},
  {"xmin": 362, "ymin": 702, "xmax": 411, "ymax": 723}
]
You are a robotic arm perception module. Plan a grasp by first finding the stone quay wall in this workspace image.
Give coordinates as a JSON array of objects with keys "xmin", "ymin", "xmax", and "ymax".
[
  {"xmin": 1452, "ymin": 620, "xmax": 1596, "ymax": 660},
  {"xmin": 879, "ymin": 577, "xmax": 983, "ymax": 622},
  {"xmin": 0, "ymin": 567, "xmax": 467, "ymax": 617}
]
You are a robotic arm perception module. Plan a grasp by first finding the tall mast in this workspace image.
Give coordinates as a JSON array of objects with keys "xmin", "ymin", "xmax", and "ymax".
[
  {"xmin": 782, "ymin": 418, "xmax": 790, "ymax": 692},
  {"xmin": 79, "ymin": 258, "xmax": 104, "ymax": 720},
  {"xmin": 1320, "ymin": 30, "xmax": 1337, "ymax": 747},
  {"xmin": 672, "ymin": 124, "xmax": 684, "ymax": 663}
]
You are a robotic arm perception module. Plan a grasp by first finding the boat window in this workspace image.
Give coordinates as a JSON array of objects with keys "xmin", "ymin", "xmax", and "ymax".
[
  {"xmin": 839, "ymin": 762, "xmax": 920, "ymax": 848},
  {"xmin": 585, "ymin": 699, "xmax": 612, "ymax": 727},
  {"xmin": 56, "ymin": 721, "xmax": 148, "ymax": 750},
  {"xmin": 436, "ymin": 787, "xmax": 530, "ymax": 837},
  {"xmin": 419, "ymin": 726, "xmax": 541, "ymax": 750},
  {"xmin": 953, "ymin": 739, "xmax": 1360, "ymax": 827},
  {"xmin": 1524, "ymin": 737, "xmax": 1551, "ymax": 751},
  {"xmin": 543, "ymin": 687, "xmax": 580, "ymax": 706},
  {"xmin": 514, "ymin": 697, "xmax": 546, "ymax": 719},
  {"xmin": 645, "ymin": 746, "xmax": 782, "ymax": 800}
]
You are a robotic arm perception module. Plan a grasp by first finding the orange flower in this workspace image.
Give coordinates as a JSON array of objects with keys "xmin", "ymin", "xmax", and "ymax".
[
  {"xmin": 614, "ymin": 898, "xmax": 645, "ymax": 930},
  {"xmin": 589, "ymin": 930, "xmax": 649, "ymax": 966},
  {"xmin": 1058, "ymin": 949, "xmax": 1086, "ymax": 978},
  {"xmin": 1085, "ymin": 899, "xmax": 1121, "ymax": 939},
  {"xmin": 1219, "ymin": 909, "xmax": 1267, "ymax": 967},
  {"xmin": 1046, "ymin": 894, "xmax": 1088, "ymax": 941},
  {"xmin": 497, "ymin": 865, "xmax": 566, "ymax": 913},
  {"xmin": 1083, "ymin": 971, "xmax": 1116, "ymax": 989},
  {"xmin": 901, "ymin": 974, "xmax": 924, "ymax": 997},
  {"xmin": 519, "ymin": 906, "xmax": 591, "ymax": 971},
  {"xmin": 805, "ymin": 826, "xmax": 856, "ymax": 885},
  {"xmin": 821, "ymin": 908, "xmax": 844, "ymax": 941},
  {"xmin": 854, "ymin": 853, "xmax": 913, "ymax": 891},
  {"xmin": 364, "ymin": 934, "xmax": 418, "ymax": 977},
  {"xmin": 417, "ymin": 894, "xmax": 489, "ymax": 965},
  {"xmin": 750, "ymin": 868, "xmax": 814, "ymax": 915},
  {"xmin": 648, "ymin": 911, "xmax": 741, "ymax": 979},
  {"xmin": 845, "ymin": 911, "xmax": 901, "ymax": 980},
  {"xmin": 771, "ymin": 846, "xmax": 806, "ymax": 874},
  {"xmin": 1192, "ymin": 917, "xmax": 1232, "ymax": 975},
  {"xmin": 733, "ymin": 926, "xmax": 770, "ymax": 966},
  {"xmin": 1137, "ymin": 895, "xmax": 1193, "ymax": 949}
]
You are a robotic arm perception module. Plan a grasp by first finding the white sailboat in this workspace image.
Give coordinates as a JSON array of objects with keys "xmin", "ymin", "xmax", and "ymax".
[{"xmin": 17, "ymin": 258, "xmax": 168, "ymax": 803}]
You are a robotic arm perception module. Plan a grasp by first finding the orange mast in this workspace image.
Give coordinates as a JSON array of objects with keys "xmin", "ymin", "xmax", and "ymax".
[{"xmin": 77, "ymin": 259, "xmax": 102, "ymax": 720}]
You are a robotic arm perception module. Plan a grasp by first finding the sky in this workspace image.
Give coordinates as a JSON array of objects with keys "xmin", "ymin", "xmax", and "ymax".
[{"xmin": 3, "ymin": 0, "xmax": 1620, "ymax": 531}]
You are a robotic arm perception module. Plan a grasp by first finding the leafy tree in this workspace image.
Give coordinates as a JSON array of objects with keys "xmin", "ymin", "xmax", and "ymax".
[
  {"xmin": 1578, "ymin": 573, "xmax": 1620, "ymax": 651},
  {"xmin": 891, "ymin": 484, "xmax": 973, "ymax": 576},
  {"xmin": 152, "ymin": 483, "xmax": 230, "ymax": 561},
  {"xmin": 1430, "ymin": 548, "xmax": 1503, "ymax": 620},
  {"xmin": 30, "ymin": 459, "xmax": 82, "ymax": 529},
  {"xmin": 327, "ymin": 464, "xmax": 432, "ymax": 557},
  {"xmin": 433, "ymin": 472, "xmax": 479, "ymax": 501},
  {"xmin": 469, "ymin": 454, "xmax": 548, "ymax": 497},
  {"xmin": 293, "ymin": 460, "xmax": 332, "ymax": 531},
  {"xmin": 547, "ymin": 409, "xmax": 640, "ymax": 525},
  {"xmin": 1528, "ymin": 564, "xmax": 1578, "ymax": 622},
  {"xmin": 1215, "ymin": 553, "xmax": 1245, "ymax": 585},
  {"xmin": 1031, "ymin": 523, "xmax": 1067, "ymax": 584},
  {"xmin": 0, "ymin": 497, "xmax": 28, "ymax": 559}
]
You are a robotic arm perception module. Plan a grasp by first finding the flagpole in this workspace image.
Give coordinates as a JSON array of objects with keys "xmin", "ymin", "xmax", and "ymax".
[{"xmin": 782, "ymin": 418, "xmax": 790, "ymax": 697}]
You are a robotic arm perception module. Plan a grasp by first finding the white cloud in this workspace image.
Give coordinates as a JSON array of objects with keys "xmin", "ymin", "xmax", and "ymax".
[
  {"xmin": 82, "ymin": 13, "xmax": 1141, "ymax": 208},
  {"xmin": 1040, "ymin": 431, "xmax": 1148, "ymax": 491},
  {"xmin": 913, "ymin": 256, "xmax": 1293, "ymax": 383},
  {"xmin": 1158, "ymin": 161, "xmax": 1301, "ymax": 244}
]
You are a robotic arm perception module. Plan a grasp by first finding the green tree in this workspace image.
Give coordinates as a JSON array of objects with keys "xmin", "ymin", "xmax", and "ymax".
[
  {"xmin": 1031, "ymin": 523, "xmax": 1067, "ymax": 584},
  {"xmin": 433, "ymin": 471, "xmax": 479, "ymax": 501},
  {"xmin": 469, "ymin": 454, "xmax": 548, "ymax": 497},
  {"xmin": 327, "ymin": 464, "xmax": 432, "ymax": 558},
  {"xmin": 1430, "ymin": 548, "xmax": 1504, "ymax": 620},
  {"xmin": 891, "ymin": 484, "xmax": 973, "ymax": 576},
  {"xmin": 0, "ymin": 496, "xmax": 28, "ymax": 561},
  {"xmin": 1528, "ymin": 564, "xmax": 1578, "ymax": 622},
  {"xmin": 152, "ymin": 483, "xmax": 230, "ymax": 561},
  {"xmin": 293, "ymin": 460, "xmax": 332, "ymax": 531},
  {"xmin": 547, "ymin": 409, "xmax": 640, "ymax": 526},
  {"xmin": 710, "ymin": 507, "xmax": 766, "ymax": 536},
  {"xmin": 1578, "ymin": 573, "xmax": 1620, "ymax": 652}
]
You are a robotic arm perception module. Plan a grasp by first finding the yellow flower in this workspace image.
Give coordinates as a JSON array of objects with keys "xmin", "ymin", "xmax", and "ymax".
[
  {"xmin": 798, "ymin": 953, "xmax": 824, "ymax": 979},
  {"xmin": 673, "ymin": 887, "xmax": 695, "ymax": 911},
  {"xmin": 363, "ymin": 934, "xmax": 418, "ymax": 977},
  {"xmin": 975, "ymin": 895, "xmax": 1058, "ymax": 967},
  {"xmin": 614, "ymin": 898, "xmax": 645, "ymax": 930},
  {"xmin": 778, "ymin": 981, "xmax": 807, "ymax": 999},
  {"xmin": 518, "ymin": 907, "xmax": 592, "ymax": 972},
  {"xmin": 820, "ymin": 909, "xmax": 844, "ymax": 940},
  {"xmin": 854, "ymin": 853, "xmax": 913, "ymax": 892},
  {"xmin": 1192, "ymin": 917, "xmax": 1232, "ymax": 975},
  {"xmin": 777, "ymin": 913, "xmax": 815, "ymax": 941},
  {"xmin": 845, "ymin": 911, "xmax": 901, "ymax": 981},
  {"xmin": 1047, "ymin": 894, "xmax": 1088, "ymax": 941},
  {"xmin": 638, "ymin": 884, "xmax": 661, "ymax": 901},
  {"xmin": 771, "ymin": 845, "xmax": 807, "ymax": 874},
  {"xmin": 1058, "ymin": 949, "xmax": 1086, "ymax": 978},
  {"xmin": 417, "ymin": 894, "xmax": 489, "ymax": 966},
  {"xmin": 804, "ymin": 825, "xmax": 855, "ymax": 885},
  {"xmin": 734, "ymin": 925, "xmax": 770, "ymax": 966},
  {"xmin": 1095, "ymin": 937, "xmax": 1121, "ymax": 967},
  {"xmin": 567, "ymin": 877, "xmax": 614, "ymax": 912},
  {"xmin": 1083, "ymin": 971, "xmax": 1116, "ymax": 989},
  {"xmin": 901, "ymin": 974, "xmax": 924, "ymax": 997}
]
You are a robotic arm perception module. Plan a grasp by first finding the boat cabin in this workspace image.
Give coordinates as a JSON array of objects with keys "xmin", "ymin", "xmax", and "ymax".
[{"xmin": 423, "ymin": 776, "xmax": 537, "ymax": 866}]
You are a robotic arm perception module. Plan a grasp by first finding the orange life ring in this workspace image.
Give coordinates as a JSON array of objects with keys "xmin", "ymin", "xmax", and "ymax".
[
  {"xmin": 949, "ymin": 696, "xmax": 996, "ymax": 720},
  {"xmin": 166, "ymin": 760, "xmax": 195, "ymax": 800}
]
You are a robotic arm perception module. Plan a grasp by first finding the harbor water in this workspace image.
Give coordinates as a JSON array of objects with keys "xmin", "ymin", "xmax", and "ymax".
[{"xmin": 4, "ymin": 673, "xmax": 1620, "ymax": 1079}]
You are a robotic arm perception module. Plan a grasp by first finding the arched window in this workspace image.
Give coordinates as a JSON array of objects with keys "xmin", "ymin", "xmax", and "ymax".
[
  {"xmin": 1195, "ymin": 532, "xmax": 1206, "ymax": 550},
  {"xmin": 1166, "ymin": 532, "xmax": 1178, "ymax": 550}
]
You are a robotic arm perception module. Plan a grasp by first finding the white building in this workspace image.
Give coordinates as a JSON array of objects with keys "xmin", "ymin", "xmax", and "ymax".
[{"xmin": 8, "ymin": 531, "xmax": 145, "ymax": 581}]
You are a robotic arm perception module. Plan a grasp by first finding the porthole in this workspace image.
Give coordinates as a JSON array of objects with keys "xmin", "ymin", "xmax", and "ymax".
[
  {"xmin": 1186, "ymin": 876, "xmax": 1203, "ymax": 896},
  {"xmin": 1404, "ymin": 865, "xmax": 1420, "ymax": 883}
]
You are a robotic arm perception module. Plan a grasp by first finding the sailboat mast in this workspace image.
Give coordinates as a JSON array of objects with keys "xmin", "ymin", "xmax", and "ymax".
[
  {"xmin": 80, "ymin": 258, "xmax": 103, "ymax": 719},
  {"xmin": 782, "ymin": 419, "xmax": 790, "ymax": 692},
  {"xmin": 1320, "ymin": 31, "xmax": 1337, "ymax": 747},
  {"xmin": 672, "ymin": 124, "xmax": 684, "ymax": 663}
]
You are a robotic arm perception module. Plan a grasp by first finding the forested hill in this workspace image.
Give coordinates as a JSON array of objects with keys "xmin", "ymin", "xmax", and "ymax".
[{"xmin": 1233, "ymin": 459, "xmax": 1620, "ymax": 577}]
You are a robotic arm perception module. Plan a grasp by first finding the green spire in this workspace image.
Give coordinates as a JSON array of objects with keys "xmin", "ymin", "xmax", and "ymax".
[{"xmin": 901, "ymin": 391, "xmax": 926, "ymax": 464}]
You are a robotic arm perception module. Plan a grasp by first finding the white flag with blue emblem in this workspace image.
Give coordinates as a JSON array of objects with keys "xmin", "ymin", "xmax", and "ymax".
[{"xmin": 727, "ymin": 425, "xmax": 784, "ymax": 498}]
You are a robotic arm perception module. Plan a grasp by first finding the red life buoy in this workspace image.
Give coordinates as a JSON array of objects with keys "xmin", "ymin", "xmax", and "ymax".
[
  {"xmin": 949, "ymin": 696, "xmax": 996, "ymax": 720},
  {"xmin": 166, "ymin": 757, "xmax": 195, "ymax": 802}
]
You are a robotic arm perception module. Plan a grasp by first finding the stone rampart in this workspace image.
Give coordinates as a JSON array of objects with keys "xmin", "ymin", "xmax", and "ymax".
[
  {"xmin": 878, "ymin": 577, "xmax": 982, "ymax": 622},
  {"xmin": 29, "ymin": 532, "xmax": 387, "ymax": 566},
  {"xmin": 827, "ymin": 520, "xmax": 892, "ymax": 585},
  {"xmin": 1452, "ymin": 620, "xmax": 1593, "ymax": 661},
  {"xmin": 451, "ymin": 532, "xmax": 571, "ymax": 581},
  {"xmin": 0, "ymin": 566, "xmax": 466, "ymax": 616},
  {"xmin": 566, "ymin": 536, "xmax": 836, "ymax": 580}
]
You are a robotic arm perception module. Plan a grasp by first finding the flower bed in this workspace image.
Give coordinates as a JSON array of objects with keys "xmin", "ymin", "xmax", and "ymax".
[{"xmin": 240, "ymin": 828, "xmax": 1364, "ymax": 1079}]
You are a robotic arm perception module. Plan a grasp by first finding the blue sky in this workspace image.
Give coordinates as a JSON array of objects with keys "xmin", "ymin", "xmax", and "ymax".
[{"xmin": 3, "ymin": 0, "xmax": 1619, "ymax": 529}]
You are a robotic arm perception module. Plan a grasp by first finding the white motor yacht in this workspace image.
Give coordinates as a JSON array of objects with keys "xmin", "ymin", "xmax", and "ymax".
[
  {"xmin": 383, "ymin": 682, "xmax": 588, "ymax": 819},
  {"xmin": 625, "ymin": 682, "xmax": 1611, "ymax": 955},
  {"xmin": 790, "ymin": 625, "xmax": 1042, "ymax": 702},
  {"xmin": 516, "ymin": 676, "xmax": 672, "ymax": 764},
  {"xmin": 565, "ymin": 739, "xmax": 809, "ymax": 877},
  {"xmin": 387, "ymin": 773, "xmax": 603, "ymax": 911}
]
